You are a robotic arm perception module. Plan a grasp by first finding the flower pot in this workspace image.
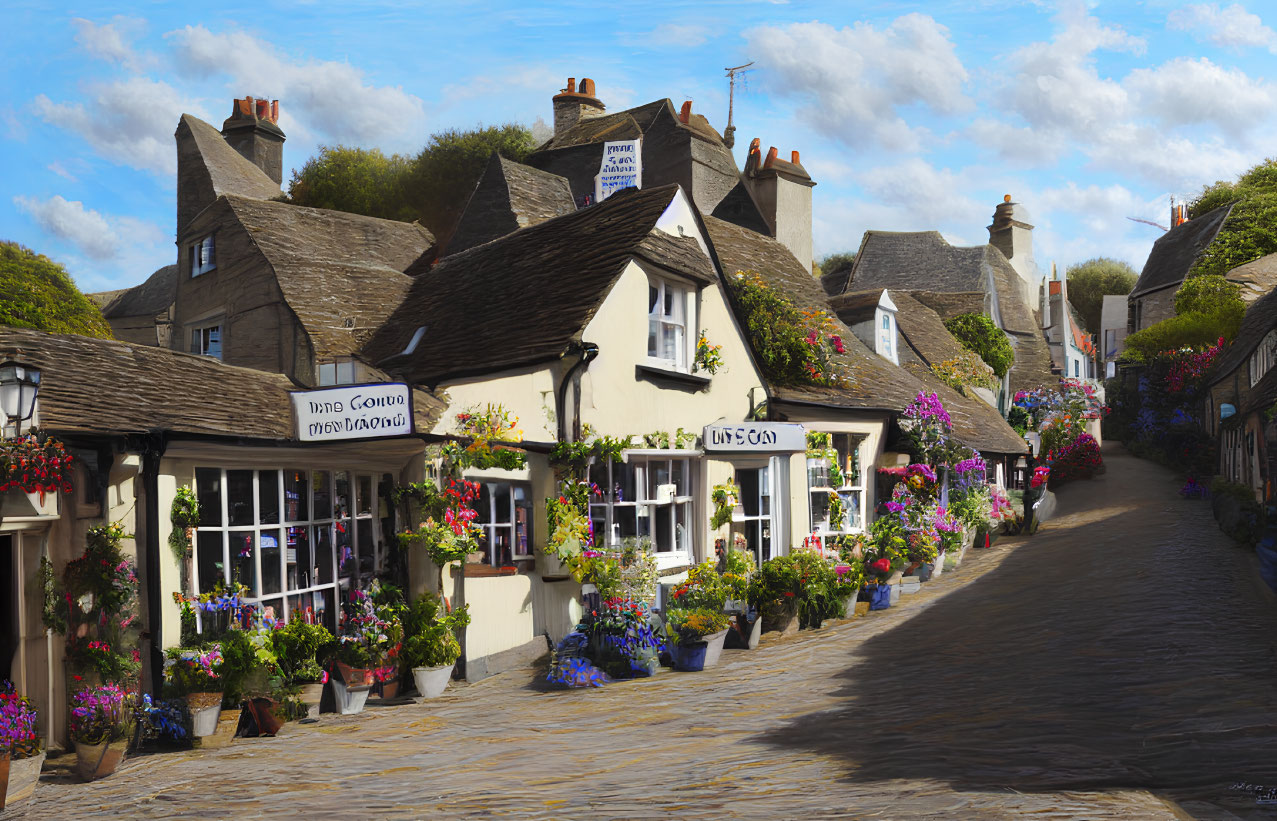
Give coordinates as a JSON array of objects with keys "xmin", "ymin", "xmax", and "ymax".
[
  {"xmin": 331, "ymin": 677, "xmax": 372, "ymax": 716},
  {"xmin": 374, "ymin": 676, "xmax": 401, "ymax": 700},
  {"xmin": 916, "ymin": 562, "xmax": 934, "ymax": 582},
  {"xmin": 4, "ymin": 752, "xmax": 44, "ymax": 807},
  {"xmin": 930, "ymin": 550, "xmax": 946, "ymax": 578},
  {"xmin": 298, "ymin": 681, "xmax": 325, "ymax": 718},
  {"xmin": 761, "ymin": 602, "xmax": 799, "ymax": 636},
  {"xmin": 702, "ymin": 629, "xmax": 730, "ymax": 668},
  {"xmin": 197, "ymin": 710, "xmax": 240, "ymax": 749},
  {"xmin": 0, "ymin": 752, "xmax": 8, "ymax": 811},
  {"xmin": 889, "ymin": 581, "xmax": 901, "ymax": 605},
  {"xmin": 842, "ymin": 589, "xmax": 860, "ymax": 619},
  {"xmin": 186, "ymin": 691, "xmax": 223, "ymax": 738},
  {"xmin": 853, "ymin": 600, "xmax": 871, "ymax": 617},
  {"xmin": 670, "ymin": 641, "xmax": 708, "ymax": 672},
  {"xmin": 412, "ymin": 663, "xmax": 455, "ymax": 700},
  {"xmin": 867, "ymin": 583, "xmax": 892, "ymax": 611},
  {"xmin": 724, "ymin": 614, "xmax": 761, "ymax": 650},
  {"xmin": 335, "ymin": 661, "xmax": 375, "ymax": 689},
  {"xmin": 900, "ymin": 576, "xmax": 922, "ymax": 594},
  {"xmin": 74, "ymin": 738, "xmax": 128, "ymax": 782}
]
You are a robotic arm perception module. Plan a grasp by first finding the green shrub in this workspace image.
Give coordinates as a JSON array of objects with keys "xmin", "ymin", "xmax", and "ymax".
[
  {"xmin": 944, "ymin": 313, "xmax": 1014, "ymax": 378},
  {"xmin": 1210, "ymin": 476, "xmax": 1265, "ymax": 546},
  {"xmin": 1123, "ymin": 309, "xmax": 1242, "ymax": 361},
  {"xmin": 1189, "ymin": 159, "xmax": 1277, "ymax": 278},
  {"xmin": 0, "ymin": 242, "xmax": 113, "ymax": 338}
]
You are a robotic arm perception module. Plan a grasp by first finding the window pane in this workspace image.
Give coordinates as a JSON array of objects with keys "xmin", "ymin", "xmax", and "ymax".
[
  {"xmin": 337, "ymin": 361, "xmax": 356, "ymax": 384},
  {"xmin": 227, "ymin": 470, "xmax": 254, "ymax": 526},
  {"xmin": 356, "ymin": 475, "xmax": 372, "ymax": 516},
  {"xmin": 315, "ymin": 524, "xmax": 334, "ymax": 585},
  {"xmin": 287, "ymin": 526, "xmax": 311, "ymax": 591},
  {"xmin": 648, "ymin": 320, "xmax": 658, "ymax": 358},
  {"xmin": 356, "ymin": 519, "xmax": 375, "ymax": 582},
  {"xmin": 739, "ymin": 469, "xmax": 760, "ymax": 516},
  {"xmin": 189, "ymin": 329, "xmax": 200, "ymax": 355},
  {"xmin": 651, "ymin": 460, "xmax": 670, "ymax": 496},
  {"xmin": 514, "ymin": 490, "xmax": 531, "ymax": 557},
  {"xmin": 675, "ymin": 501, "xmax": 691, "ymax": 552},
  {"xmin": 285, "ymin": 470, "xmax": 308, "ymax": 521},
  {"xmin": 613, "ymin": 463, "xmax": 635, "ymax": 504},
  {"xmin": 258, "ymin": 470, "xmax": 280, "ymax": 524},
  {"xmin": 671, "ymin": 459, "xmax": 687, "ymax": 496},
  {"xmin": 260, "ymin": 530, "xmax": 283, "ymax": 596},
  {"xmin": 196, "ymin": 468, "xmax": 222, "ymax": 527},
  {"xmin": 230, "ymin": 532, "xmax": 255, "ymax": 593},
  {"xmin": 648, "ymin": 283, "xmax": 659, "ymax": 315},
  {"xmin": 206, "ymin": 326, "xmax": 221, "ymax": 359},
  {"xmin": 196, "ymin": 531, "xmax": 224, "ymax": 594},
  {"xmin": 313, "ymin": 471, "xmax": 332, "ymax": 520},
  {"xmin": 336, "ymin": 519, "xmax": 354, "ymax": 582},
  {"xmin": 654, "ymin": 504, "xmax": 672, "ymax": 551},
  {"xmin": 495, "ymin": 484, "xmax": 512, "ymax": 523},
  {"xmin": 335, "ymin": 471, "xmax": 350, "ymax": 519},
  {"xmin": 318, "ymin": 363, "xmax": 335, "ymax": 387}
]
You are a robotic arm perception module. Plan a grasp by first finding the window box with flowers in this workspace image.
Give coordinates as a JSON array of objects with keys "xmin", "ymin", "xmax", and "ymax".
[{"xmin": 0, "ymin": 434, "xmax": 72, "ymax": 519}]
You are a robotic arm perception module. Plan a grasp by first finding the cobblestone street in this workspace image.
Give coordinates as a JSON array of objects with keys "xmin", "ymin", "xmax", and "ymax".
[{"xmin": 10, "ymin": 444, "xmax": 1277, "ymax": 820}]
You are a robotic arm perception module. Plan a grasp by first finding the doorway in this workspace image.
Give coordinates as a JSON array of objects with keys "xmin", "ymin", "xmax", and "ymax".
[{"xmin": 0, "ymin": 534, "xmax": 15, "ymax": 683}]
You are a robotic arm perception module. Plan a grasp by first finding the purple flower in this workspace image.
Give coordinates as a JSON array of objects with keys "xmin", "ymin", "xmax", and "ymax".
[{"xmin": 884, "ymin": 501, "xmax": 906, "ymax": 513}]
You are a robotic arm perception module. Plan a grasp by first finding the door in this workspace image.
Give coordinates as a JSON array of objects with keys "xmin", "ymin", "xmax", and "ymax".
[{"xmin": 0, "ymin": 534, "xmax": 15, "ymax": 683}]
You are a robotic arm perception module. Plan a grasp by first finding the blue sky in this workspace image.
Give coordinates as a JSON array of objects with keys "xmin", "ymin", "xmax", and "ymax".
[{"xmin": 4, "ymin": 1, "xmax": 1277, "ymax": 294}]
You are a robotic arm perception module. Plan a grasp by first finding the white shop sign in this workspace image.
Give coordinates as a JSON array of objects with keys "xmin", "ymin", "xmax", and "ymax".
[
  {"xmin": 292, "ymin": 383, "xmax": 414, "ymax": 442},
  {"xmin": 594, "ymin": 138, "xmax": 642, "ymax": 202},
  {"xmin": 703, "ymin": 422, "xmax": 806, "ymax": 453}
]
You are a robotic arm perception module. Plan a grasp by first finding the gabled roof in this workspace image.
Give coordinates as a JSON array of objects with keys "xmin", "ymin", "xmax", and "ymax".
[
  {"xmin": 0, "ymin": 327, "xmax": 444, "ymax": 439},
  {"xmin": 534, "ymin": 99, "xmax": 725, "ymax": 154},
  {"xmin": 827, "ymin": 289, "xmax": 889, "ymax": 326},
  {"xmin": 99, "ymin": 265, "xmax": 177, "ymax": 319},
  {"xmin": 887, "ymin": 291, "xmax": 981, "ymax": 370},
  {"xmin": 445, "ymin": 155, "xmax": 576, "ymax": 257},
  {"xmin": 1130, "ymin": 202, "xmax": 1234, "ymax": 298},
  {"xmin": 710, "ymin": 181, "xmax": 771, "ymax": 237},
  {"xmin": 220, "ymin": 195, "xmax": 434, "ymax": 360},
  {"xmin": 366, "ymin": 184, "xmax": 712, "ymax": 384},
  {"xmin": 178, "ymin": 114, "xmax": 281, "ymax": 204},
  {"xmin": 702, "ymin": 215, "xmax": 926, "ymax": 413},
  {"xmin": 1225, "ymin": 252, "xmax": 1277, "ymax": 304},
  {"xmin": 1208, "ymin": 286, "xmax": 1277, "ymax": 386}
]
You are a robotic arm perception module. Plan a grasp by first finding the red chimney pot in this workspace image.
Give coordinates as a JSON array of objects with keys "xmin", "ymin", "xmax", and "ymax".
[
  {"xmin": 791, "ymin": 150, "xmax": 800, "ymax": 165},
  {"xmin": 764, "ymin": 146, "xmax": 778, "ymax": 168},
  {"xmin": 679, "ymin": 100, "xmax": 692, "ymax": 123}
]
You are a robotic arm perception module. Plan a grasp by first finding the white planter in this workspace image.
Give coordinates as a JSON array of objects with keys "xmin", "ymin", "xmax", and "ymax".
[
  {"xmin": 888, "ymin": 581, "xmax": 901, "ymax": 605},
  {"xmin": 0, "ymin": 489, "xmax": 59, "ymax": 519},
  {"xmin": 842, "ymin": 589, "xmax": 860, "ymax": 618},
  {"xmin": 5, "ymin": 752, "xmax": 45, "ymax": 806},
  {"xmin": 746, "ymin": 616, "xmax": 762, "ymax": 649},
  {"xmin": 702, "ymin": 629, "xmax": 730, "ymax": 668},
  {"xmin": 931, "ymin": 550, "xmax": 947, "ymax": 578},
  {"xmin": 900, "ymin": 577, "xmax": 922, "ymax": 595},
  {"xmin": 331, "ymin": 678, "xmax": 371, "ymax": 715},
  {"xmin": 412, "ymin": 663, "xmax": 455, "ymax": 700}
]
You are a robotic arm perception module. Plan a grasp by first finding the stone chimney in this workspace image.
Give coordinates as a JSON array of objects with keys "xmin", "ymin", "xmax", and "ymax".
[
  {"xmin": 221, "ymin": 96, "xmax": 286, "ymax": 184},
  {"xmin": 988, "ymin": 194, "xmax": 1040, "ymax": 311},
  {"xmin": 741, "ymin": 138, "xmax": 816, "ymax": 273},
  {"xmin": 552, "ymin": 78, "xmax": 605, "ymax": 138}
]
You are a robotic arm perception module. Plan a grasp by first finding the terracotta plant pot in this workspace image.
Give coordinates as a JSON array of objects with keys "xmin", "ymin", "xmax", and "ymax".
[
  {"xmin": 74, "ymin": 738, "xmax": 128, "ymax": 782},
  {"xmin": 412, "ymin": 663, "xmax": 455, "ymax": 700},
  {"xmin": 335, "ymin": 662, "xmax": 374, "ymax": 688},
  {"xmin": 4, "ymin": 752, "xmax": 44, "ymax": 807},
  {"xmin": 377, "ymin": 678, "xmax": 400, "ymax": 700},
  {"xmin": 185, "ymin": 691, "xmax": 223, "ymax": 738},
  {"xmin": 0, "ymin": 752, "xmax": 8, "ymax": 811}
]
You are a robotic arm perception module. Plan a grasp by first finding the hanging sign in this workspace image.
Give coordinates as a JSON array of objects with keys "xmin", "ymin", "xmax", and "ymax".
[
  {"xmin": 594, "ymin": 138, "xmax": 642, "ymax": 202},
  {"xmin": 703, "ymin": 422, "xmax": 806, "ymax": 453},
  {"xmin": 292, "ymin": 383, "xmax": 414, "ymax": 442}
]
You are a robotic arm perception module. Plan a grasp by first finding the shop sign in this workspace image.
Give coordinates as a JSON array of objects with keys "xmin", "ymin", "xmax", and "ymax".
[
  {"xmin": 292, "ymin": 383, "xmax": 414, "ymax": 442},
  {"xmin": 703, "ymin": 422, "xmax": 805, "ymax": 453},
  {"xmin": 594, "ymin": 138, "xmax": 642, "ymax": 202}
]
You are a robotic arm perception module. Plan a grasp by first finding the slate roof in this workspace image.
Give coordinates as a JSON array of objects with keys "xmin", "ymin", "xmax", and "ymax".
[
  {"xmin": 1208, "ymin": 285, "xmax": 1277, "ymax": 387},
  {"xmin": 534, "ymin": 99, "xmax": 725, "ymax": 153},
  {"xmin": 1130, "ymin": 203, "xmax": 1234, "ymax": 298},
  {"xmin": 445, "ymin": 155, "xmax": 576, "ymax": 257},
  {"xmin": 702, "ymin": 216, "xmax": 926, "ymax": 413},
  {"xmin": 99, "ymin": 265, "xmax": 177, "ymax": 319},
  {"xmin": 0, "ymin": 327, "xmax": 445, "ymax": 439},
  {"xmin": 827, "ymin": 289, "xmax": 886, "ymax": 326},
  {"xmin": 221, "ymin": 195, "xmax": 434, "ymax": 360},
  {"xmin": 710, "ymin": 181, "xmax": 771, "ymax": 237},
  {"xmin": 366, "ymin": 184, "xmax": 712, "ymax": 384},
  {"xmin": 1225, "ymin": 252, "xmax": 1277, "ymax": 304},
  {"xmin": 178, "ymin": 114, "xmax": 281, "ymax": 203}
]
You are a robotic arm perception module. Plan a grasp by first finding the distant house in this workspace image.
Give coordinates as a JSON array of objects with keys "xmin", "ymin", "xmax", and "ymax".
[
  {"xmin": 1128, "ymin": 203, "xmax": 1233, "ymax": 333},
  {"xmin": 1100, "ymin": 294, "xmax": 1129, "ymax": 377},
  {"xmin": 91, "ymin": 264, "xmax": 177, "ymax": 346},
  {"xmin": 1041, "ymin": 276, "xmax": 1097, "ymax": 381},
  {"xmin": 444, "ymin": 154, "xmax": 576, "ymax": 257}
]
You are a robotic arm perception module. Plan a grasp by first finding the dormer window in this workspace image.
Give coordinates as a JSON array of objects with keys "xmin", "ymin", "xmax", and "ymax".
[
  {"xmin": 189, "ymin": 235, "xmax": 216, "ymax": 277},
  {"xmin": 318, "ymin": 359, "xmax": 357, "ymax": 386},
  {"xmin": 648, "ymin": 277, "xmax": 692, "ymax": 370},
  {"xmin": 873, "ymin": 292, "xmax": 899, "ymax": 365}
]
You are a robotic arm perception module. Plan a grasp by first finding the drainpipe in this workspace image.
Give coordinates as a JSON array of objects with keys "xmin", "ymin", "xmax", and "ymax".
[
  {"xmin": 556, "ymin": 342, "xmax": 599, "ymax": 443},
  {"xmin": 138, "ymin": 433, "xmax": 167, "ymax": 696}
]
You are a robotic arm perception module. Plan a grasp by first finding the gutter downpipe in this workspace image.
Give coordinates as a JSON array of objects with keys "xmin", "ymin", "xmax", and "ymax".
[
  {"xmin": 139, "ymin": 432, "xmax": 167, "ymax": 697},
  {"xmin": 557, "ymin": 342, "xmax": 600, "ymax": 443}
]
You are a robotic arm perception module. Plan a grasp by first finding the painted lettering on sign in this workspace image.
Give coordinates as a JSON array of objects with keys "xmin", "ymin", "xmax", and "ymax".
[
  {"xmin": 293, "ymin": 384, "xmax": 414, "ymax": 442},
  {"xmin": 702, "ymin": 423, "xmax": 806, "ymax": 453},
  {"xmin": 708, "ymin": 427, "xmax": 778, "ymax": 448},
  {"xmin": 594, "ymin": 138, "xmax": 642, "ymax": 202}
]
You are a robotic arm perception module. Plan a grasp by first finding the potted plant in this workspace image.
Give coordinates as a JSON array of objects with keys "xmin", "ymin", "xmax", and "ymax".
[
  {"xmin": 747, "ymin": 555, "xmax": 802, "ymax": 635},
  {"xmin": 663, "ymin": 607, "xmax": 729, "ymax": 671},
  {"xmin": 367, "ymin": 582, "xmax": 406, "ymax": 700},
  {"xmin": 0, "ymin": 682, "xmax": 42, "ymax": 809},
  {"xmin": 69, "ymin": 684, "xmax": 133, "ymax": 781},
  {"xmin": 401, "ymin": 593, "xmax": 472, "ymax": 699},
  {"xmin": 323, "ymin": 588, "xmax": 392, "ymax": 715},
  {"xmin": 271, "ymin": 619, "xmax": 333, "ymax": 718},
  {"xmin": 163, "ymin": 645, "xmax": 224, "ymax": 738}
]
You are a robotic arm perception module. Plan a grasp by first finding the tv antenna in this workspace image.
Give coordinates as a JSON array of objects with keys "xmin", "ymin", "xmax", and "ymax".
[
  {"xmin": 723, "ymin": 61, "xmax": 754, "ymax": 149},
  {"xmin": 1126, "ymin": 217, "xmax": 1169, "ymax": 231}
]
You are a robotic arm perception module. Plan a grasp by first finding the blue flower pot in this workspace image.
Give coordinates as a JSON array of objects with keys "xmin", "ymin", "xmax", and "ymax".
[
  {"xmin": 868, "ymin": 583, "xmax": 892, "ymax": 610},
  {"xmin": 670, "ymin": 641, "xmax": 708, "ymax": 672}
]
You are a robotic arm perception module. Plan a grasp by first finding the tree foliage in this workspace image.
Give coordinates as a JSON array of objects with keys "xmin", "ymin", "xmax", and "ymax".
[
  {"xmin": 943, "ymin": 313, "xmax": 1014, "ymax": 378},
  {"xmin": 1063, "ymin": 257, "xmax": 1136, "ymax": 333},
  {"xmin": 1188, "ymin": 158, "xmax": 1277, "ymax": 278},
  {"xmin": 815, "ymin": 251, "xmax": 856, "ymax": 280},
  {"xmin": 0, "ymin": 241, "xmax": 113, "ymax": 338},
  {"xmin": 287, "ymin": 123, "xmax": 537, "ymax": 241},
  {"xmin": 1174, "ymin": 274, "xmax": 1244, "ymax": 316}
]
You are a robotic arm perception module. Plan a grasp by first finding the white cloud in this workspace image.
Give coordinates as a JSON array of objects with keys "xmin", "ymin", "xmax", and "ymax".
[
  {"xmin": 33, "ymin": 77, "xmax": 207, "ymax": 175},
  {"xmin": 71, "ymin": 16, "xmax": 149, "ymax": 70},
  {"xmin": 47, "ymin": 161, "xmax": 77, "ymax": 182},
  {"xmin": 168, "ymin": 25, "xmax": 428, "ymax": 151},
  {"xmin": 746, "ymin": 14, "xmax": 969, "ymax": 152},
  {"xmin": 856, "ymin": 158, "xmax": 983, "ymax": 227},
  {"xmin": 15, "ymin": 195, "xmax": 120, "ymax": 260},
  {"xmin": 1167, "ymin": 3, "xmax": 1277, "ymax": 51},
  {"xmin": 1125, "ymin": 57, "xmax": 1276, "ymax": 130}
]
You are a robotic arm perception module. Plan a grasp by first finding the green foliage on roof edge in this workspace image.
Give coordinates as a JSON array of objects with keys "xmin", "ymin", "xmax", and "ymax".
[
  {"xmin": 1123, "ymin": 276, "xmax": 1244, "ymax": 362},
  {"xmin": 0, "ymin": 241, "xmax": 113, "ymax": 339},
  {"xmin": 943, "ymin": 313, "xmax": 1013, "ymax": 379},
  {"xmin": 1188, "ymin": 158, "xmax": 1277, "ymax": 279}
]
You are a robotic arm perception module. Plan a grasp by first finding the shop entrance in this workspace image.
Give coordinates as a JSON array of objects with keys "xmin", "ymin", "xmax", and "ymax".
[
  {"xmin": 0, "ymin": 534, "xmax": 15, "ymax": 682},
  {"xmin": 733, "ymin": 463, "xmax": 774, "ymax": 567}
]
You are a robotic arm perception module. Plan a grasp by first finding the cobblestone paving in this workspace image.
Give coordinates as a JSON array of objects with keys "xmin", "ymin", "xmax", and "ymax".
[{"xmin": 9, "ymin": 444, "xmax": 1277, "ymax": 819}]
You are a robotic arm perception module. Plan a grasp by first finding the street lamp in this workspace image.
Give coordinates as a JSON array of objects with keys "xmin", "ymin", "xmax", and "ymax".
[{"xmin": 0, "ymin": 361, "xmax": 41, "ymax": 425}]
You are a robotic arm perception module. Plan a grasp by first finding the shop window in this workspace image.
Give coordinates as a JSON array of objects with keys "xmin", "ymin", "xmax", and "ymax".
[
  {"xmin": 318, "ymin": 360, "xmax": 357, "ymax": 386},
  {"xmin": 191, "ymin": 467, "xmax": 383, "ymax": 633},
  {"xmin": 647, "ymin": 277, "xmax": 691, "ymax": 370},
  {"xmin": 733, "ymin": 465, "xmax": 774, "ymax": 569},
  {"xmin": 190, "ymin": 324, "xmax": 222, "ymax": 359},
  {"xmin": 474, "ymin": 481, "xmax": 532, "ymax": 566},
  {"xmin": 589, "ymin": 456, "xmax": 694, "ymax": 563},
  {"xmin": 189, "ymin": 235, "xmax": 216, "ymax": 277},
  {"xmin": 808, "ymin": 433, "xmax": 865, "ymax": 535}
]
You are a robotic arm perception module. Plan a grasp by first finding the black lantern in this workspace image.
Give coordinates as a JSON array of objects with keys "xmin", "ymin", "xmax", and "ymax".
[{"xmin": 0, "ymin": 361, "xmax": 41, "ymax": 424}]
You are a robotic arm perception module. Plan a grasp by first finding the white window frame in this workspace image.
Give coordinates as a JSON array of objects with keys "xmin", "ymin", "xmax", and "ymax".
[
  {"xmin": 589, "ymin": 453, "xmax": 695, "ymax": 570},
  {"xmin": 189, "ymin": 234, "xmax": 216, "ymax": 277},
  {"xmin": 808, "ymin": 433, "xmax": 866, "ymax": 535},
  {"xmin": 189, "ymin": 323, "xmax": 223, "ymax": 360},
  {"xmin": 647, "ymin": 276, "xmax": 693, "ymax": 372},
  {"xmin": 191, "ymin": 467, "xmax": 383, "ymax": 633},
  {"xmin": 1250, "ymin": 329, "xmax": 1277, "ymax": 387},
  {"xmin": 877, "ymin": 309, "xmax": 897, "ymax": 364},
  {"xmin": 318, "ymin": 359, "xmax": 358, "ymax": 386},
  {"xmin": 473, "ymin": 480, "xmax": 533, "ymax": 565},
  {"xmin": 729, "ymin": 458, "xmax": 787, "ymax": 569}
]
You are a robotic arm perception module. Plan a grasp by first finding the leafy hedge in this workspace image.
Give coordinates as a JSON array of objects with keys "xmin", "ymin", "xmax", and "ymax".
[
  {"xmin": 943, "ymin": 313, "xmax": 1014, "ymax": 378},
  {"xmin": 1188, "ymin": 159, "xmax": 1277, "ymax": 279},
  {"xmin": 0, "ymin": 242, "xmax": 112, "ymax": 338}
]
